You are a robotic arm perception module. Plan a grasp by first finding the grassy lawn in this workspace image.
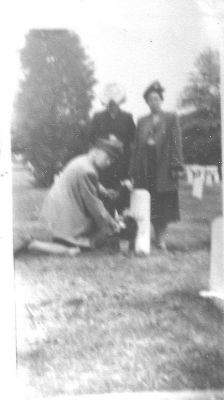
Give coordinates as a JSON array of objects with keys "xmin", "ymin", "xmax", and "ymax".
[{"xmin": 13, "ymin": 165, "xmax": 224, "ymax": 397}]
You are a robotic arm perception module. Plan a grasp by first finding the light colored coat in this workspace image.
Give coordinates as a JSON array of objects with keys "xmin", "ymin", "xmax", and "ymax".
[
  {"xmin": 130, "ymin": 112, "xmax": 183, "ymax": 192},
  {"xmin": 40, "ymin": 155, "xmax": 113, "ymax": 242}
]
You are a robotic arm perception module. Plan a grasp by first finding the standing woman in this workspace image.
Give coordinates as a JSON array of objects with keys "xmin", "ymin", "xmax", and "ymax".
[{"xmin": 130, "ymin": 81, "xmax": 183, "ymax": 249}]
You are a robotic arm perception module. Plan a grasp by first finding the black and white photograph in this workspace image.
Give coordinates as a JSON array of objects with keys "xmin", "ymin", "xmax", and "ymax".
[{"xmin": 1, "ymin": 0, "xmax": 224, "ymax": 399}]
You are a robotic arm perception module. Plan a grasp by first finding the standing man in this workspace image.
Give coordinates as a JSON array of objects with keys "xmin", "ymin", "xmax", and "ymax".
[{"xmin": 89, "ymin": 83, "xmax": 136, "ymax": 215}]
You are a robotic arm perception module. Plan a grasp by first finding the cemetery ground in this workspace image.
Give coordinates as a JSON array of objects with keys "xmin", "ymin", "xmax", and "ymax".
[{"xmin": 13, "ymin": 164, "xmax": 224, "ymax": 397}]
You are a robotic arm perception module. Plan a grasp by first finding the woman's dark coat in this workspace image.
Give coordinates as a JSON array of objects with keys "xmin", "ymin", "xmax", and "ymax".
[{"xmin": 130, "ymin": 111, "xmax": 183, "ymax": 193}]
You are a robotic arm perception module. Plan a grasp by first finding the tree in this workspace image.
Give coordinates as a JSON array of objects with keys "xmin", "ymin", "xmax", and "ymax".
[
  {"xmin": 13, "ymin": 29, "xmax": 96, "ymax": 186},
  {"xmin": 180, "ymin": 48, "xmax": 221, "ymax": 172}
]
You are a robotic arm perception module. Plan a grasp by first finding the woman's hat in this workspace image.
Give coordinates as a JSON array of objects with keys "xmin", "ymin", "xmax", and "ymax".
[
  {"xmin": 100, "ymin": 83, "xmax": 126, "ymax": 106},
  {"xmin": 143, "ymin": 81, "xmax": 165, "ymax": 101},
  {"xmin": 95, "ymin": 136, "xmax": 123, "ymax": 160}
]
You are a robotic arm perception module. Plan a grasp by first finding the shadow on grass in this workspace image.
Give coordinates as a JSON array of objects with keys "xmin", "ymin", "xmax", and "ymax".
[
  {"xmin": 125, "ymin": 290, "xmax": 224, "ymax": 388},
  {"xmin": 180, "ymin": 347, "xmax": 224, "ymax": 389},
  {"xmin": 166, "ymin": 238, "xmax": 210, "ymax": 253},
  {"xmin": 17, "ymin": 289, "xmax": 224, "ymax": 391},
  {"xmin": 166, "ymin": 222, "xmax": 210, "ymax": 253},
  {"xmin": 127, "ymin": 290, "xmax": 223, "ymax": 330}
]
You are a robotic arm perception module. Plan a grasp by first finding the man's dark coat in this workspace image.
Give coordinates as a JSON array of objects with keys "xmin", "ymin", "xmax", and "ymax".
[{"xmin": 90, "ymin": 109, "xmax": 136, "ymax": 186}]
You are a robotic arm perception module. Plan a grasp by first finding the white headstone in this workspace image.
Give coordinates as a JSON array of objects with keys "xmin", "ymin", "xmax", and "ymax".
[
  {"xmin": 210, "ymin": 216, "xmax": 224, "ymax": 296},
  {"xmin": 200, "ymin": 217, "xmax": 224, "ymax": 308},
  {"xmin": 185, "ymin": 165, "xmax": 194, "ymax": 185},
  {"xmin": 129, "ymin": 189, "xmax": 151, "ymax": 255},
  {"xmin": 192, "ymin": 169, "xmax": 204, "ymax": 199},
  {"xmin": 209, "ymin": 166, "xmax": 220, "ymax": 184},
  {"xmin": 205, "ymin": 170, "xmax": 213, "ymax": 187},
  {"xmin": 213, "ymin": 170, "xmax": 220, "ymax": 184}
]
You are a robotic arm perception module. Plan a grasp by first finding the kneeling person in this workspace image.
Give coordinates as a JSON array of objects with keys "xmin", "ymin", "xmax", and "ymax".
[{"xmin": 38, "ymin": 139, "xmax": 123, "ymax": 252}]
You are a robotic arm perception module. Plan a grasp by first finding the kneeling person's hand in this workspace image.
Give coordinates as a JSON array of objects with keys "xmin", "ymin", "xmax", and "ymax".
[{"xmin": 106, "ymin": 189, "xmax": 120, "ymax": 200}]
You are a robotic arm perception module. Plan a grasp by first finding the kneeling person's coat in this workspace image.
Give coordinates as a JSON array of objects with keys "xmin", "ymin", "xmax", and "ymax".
[{"xmin": 41, "ymin": 154, "xmax": 115, "ymax": 244}]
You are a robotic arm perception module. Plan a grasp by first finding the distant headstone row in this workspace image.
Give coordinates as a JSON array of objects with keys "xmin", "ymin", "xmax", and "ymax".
[{"xmin": 185, "ymin": 165, "xmax": 220, "ymax": 200}]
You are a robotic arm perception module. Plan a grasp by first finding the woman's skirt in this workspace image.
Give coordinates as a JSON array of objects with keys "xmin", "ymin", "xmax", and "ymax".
[
  {"xmin": 145, "ymin": 144, "xmax": 180, "ymax": 227},
  {"xmin": 150, "ymin": 190, "xmax": 180, "ymax": 226}
]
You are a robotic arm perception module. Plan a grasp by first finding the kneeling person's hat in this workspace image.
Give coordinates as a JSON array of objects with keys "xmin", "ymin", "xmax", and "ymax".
[{"xmin": 95, "ymin": 137, "xmax": 123, "ymax": 160}]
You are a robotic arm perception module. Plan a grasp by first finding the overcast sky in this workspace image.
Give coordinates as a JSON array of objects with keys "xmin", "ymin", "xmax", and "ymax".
[{"xmin": 5, "ymin": 0, "xmax": 224, "ymax": 120}]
